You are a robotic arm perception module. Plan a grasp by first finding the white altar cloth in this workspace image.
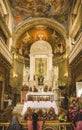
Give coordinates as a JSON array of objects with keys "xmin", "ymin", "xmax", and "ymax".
[
  {"xmin": 21, "ymin": 101, "xmax": 58, "ymax": 116},
  {"xmin": 26, "ymin": 92, "xmax": 55, "ymax": 96}
]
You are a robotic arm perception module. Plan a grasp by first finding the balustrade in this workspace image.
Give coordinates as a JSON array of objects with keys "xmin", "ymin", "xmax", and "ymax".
[{"xmin": 0, "ymin": 121, "xmax": 74, "ymax": 130}]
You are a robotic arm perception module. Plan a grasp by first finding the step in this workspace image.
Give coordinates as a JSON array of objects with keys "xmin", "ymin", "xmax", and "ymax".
[{"xmin": 12, "ymin": 103, "xmax": 24, "ymax": 115}]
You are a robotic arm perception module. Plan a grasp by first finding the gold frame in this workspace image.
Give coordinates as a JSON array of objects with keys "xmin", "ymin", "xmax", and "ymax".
[{"xmin": 35, "ymin": 58, "xmax": 47, "ymax": 77}]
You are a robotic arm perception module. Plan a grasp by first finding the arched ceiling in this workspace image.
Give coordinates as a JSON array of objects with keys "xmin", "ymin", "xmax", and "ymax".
[
  {"xmin": 15, "ymin": 25, "xmax": 66, "ymax": 58},
  {"xmin": 12, "ymin": 17, "xmax": 67, "ymax": 60},
  {"xmin": 8, "ymin": 0, "xmax": 73, "ymax": 60},
  {"xmin": 8, "ymin": 0, "xmax": 72, "ymax": 28}
]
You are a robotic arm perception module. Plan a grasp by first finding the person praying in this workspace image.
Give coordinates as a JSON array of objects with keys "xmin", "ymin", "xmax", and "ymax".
[{"xmin": 7, "ymin": 116, "xmax": 22, "ymax": 130}]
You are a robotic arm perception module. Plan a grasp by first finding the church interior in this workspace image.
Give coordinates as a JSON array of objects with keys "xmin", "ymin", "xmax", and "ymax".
[{"xmin": 0, "ymin": 0, "xmax": 82, "ymax": 130}]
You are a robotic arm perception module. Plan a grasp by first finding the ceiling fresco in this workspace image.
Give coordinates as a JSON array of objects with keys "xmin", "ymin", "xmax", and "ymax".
[
  {"xmin": 9, "ymin": 0, "xmax": 70, "ymax": 27},
  {"xmin": 16, "ymin": 26, "xmax": 66, "ymax": 58}
]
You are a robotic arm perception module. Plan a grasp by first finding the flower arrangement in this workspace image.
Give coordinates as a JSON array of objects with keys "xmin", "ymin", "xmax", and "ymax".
[
  {"xmin": 47, "ymin": 107, "xmax": 56, "ymax": 120},
  {"xmin": 58, "ymin": 85, "xmax": 66, "ymax": 90},
  {"xmin": 58, "ymin": 80, "xmax": 66, "ymax": 90},
  {"xmin": 22, "ymin": 84, "xmax": 29, "ymax": 91},
  {"xmin": 58, "ymin": 109, "xmax": 67, "ymax": 122},
  {"xmin": 68, "ymin": 99, "xmax": 78, "ymax": 122},
  {"xmin": 25, "ymin": 107, "xmax": 58, "ymax": 121}
]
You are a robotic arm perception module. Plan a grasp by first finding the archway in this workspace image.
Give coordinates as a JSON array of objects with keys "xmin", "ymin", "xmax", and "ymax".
[
  {"xmin": 13, "ymin": 18, "xmax": 67, "ymax": 47},
  {"xmin": 29, "ymin": 39, "xmax": 53, "ymax": 89}
]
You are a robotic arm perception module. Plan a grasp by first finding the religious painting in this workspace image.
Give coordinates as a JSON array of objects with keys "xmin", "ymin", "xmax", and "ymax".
[
  {"xmin": 9, "ymin": 0, "xmax": 69, "ymax": 26},
  {"xmin": 35, "ymin": 58, "xmax": 47, "ymax": 77},
  {"xmin": 16, "ymin": 27, "xmax": 66, "ymax": 58},
  {"xmin": 35, "ymin": 58, "xmax": 47, "ymax": 85}
]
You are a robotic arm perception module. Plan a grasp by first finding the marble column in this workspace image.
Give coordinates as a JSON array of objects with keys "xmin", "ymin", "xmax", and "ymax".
[
  {"xmin": 29, "ymin": 54, "xmax": 34, "ymax": 81},
  {"xmin": 47, "ymin": 54, "xmax": 53, "ymax": 80}
]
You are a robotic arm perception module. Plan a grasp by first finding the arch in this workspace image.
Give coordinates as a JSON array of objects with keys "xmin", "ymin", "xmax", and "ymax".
[
  {"xmin": 13, "ymin": 18, "xmax": 68, "ymax": 47},
  {"xmin": 30, "ymin": 40, "xmax": 52, "ymax": 55},
  {"xmin": 29, "ymin": 40, "xmax": 53, "ymax": 85}
]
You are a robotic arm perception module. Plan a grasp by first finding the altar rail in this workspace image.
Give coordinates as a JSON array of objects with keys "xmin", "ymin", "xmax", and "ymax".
[{"xmin": 0, "ymin": 121, "xmax": 74, "ymax": 130}]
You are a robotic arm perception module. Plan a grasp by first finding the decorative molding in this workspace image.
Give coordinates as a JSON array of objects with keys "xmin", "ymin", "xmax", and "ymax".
[
  {"xmin": 68, "ymin": 33, "xmax": 82, "ymax": 64},
  {"xmin": 69, "ymin": 0, "xmax": 82, "ymax": 38},
  {"xmin": 30, "ymin": 40, "xmax": 52, "ymax": 55},
  {"xmin": 0, "ymin": 4, "xmax": 4, "ymax": 16},
  {"xmin": 0, "ymin": 15, "xmax": 11, "ymax": 37},
  {"xmin": 0, "ymin": 37, "xmax": 12, "ymax": 65}
]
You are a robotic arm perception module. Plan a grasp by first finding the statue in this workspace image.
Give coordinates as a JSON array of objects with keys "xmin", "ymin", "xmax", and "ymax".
[{"xmin": 38, "ymin": 75, "xmax": 44, "ymax": 85}]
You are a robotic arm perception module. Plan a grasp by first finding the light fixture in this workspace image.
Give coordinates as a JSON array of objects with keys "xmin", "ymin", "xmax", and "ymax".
[
  {"xmin": 64, "ymin": 72, "xmax": 68, "ymax": 77},
  {"xmin": 13, "ymin": 72, "xmax": 18, "ymax": 78}
]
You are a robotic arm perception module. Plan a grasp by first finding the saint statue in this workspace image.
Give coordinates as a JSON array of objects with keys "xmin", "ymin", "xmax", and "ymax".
[{"xmin": 38, "ymin": 75, "xmax": 44, "ymax": 85}]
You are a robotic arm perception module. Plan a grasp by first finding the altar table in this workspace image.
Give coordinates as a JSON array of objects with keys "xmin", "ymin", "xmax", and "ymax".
[{"xmin": 21, "ymin": 101, "xmax": 58, "ymax": 116}]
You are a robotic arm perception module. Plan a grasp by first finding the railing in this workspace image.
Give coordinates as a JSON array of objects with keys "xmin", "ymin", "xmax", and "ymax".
[
  {"xmin": 43, "ymin": 121, "xmax": 74, "ymax": 130},
  {"xmin": 0, "ymin": 121, "xmax": 74, "ymax": 130}
]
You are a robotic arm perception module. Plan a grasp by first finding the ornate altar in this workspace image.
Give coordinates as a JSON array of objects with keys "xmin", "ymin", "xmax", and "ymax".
[{"xmin": 21, "ymin": 92, "xmax": 58, "ymax": 116}]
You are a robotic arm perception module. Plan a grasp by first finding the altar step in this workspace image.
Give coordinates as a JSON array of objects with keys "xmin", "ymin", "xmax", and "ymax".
[{"xmin": 12, "ymin": 103, "xmax": 23, "ymax": 115}]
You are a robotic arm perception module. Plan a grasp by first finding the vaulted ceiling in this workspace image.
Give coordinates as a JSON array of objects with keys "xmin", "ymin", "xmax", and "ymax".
[
  {"xmin": 9, "ymin": 0, "xmax": 71, "ymax": 27},
  {"xmin": 8, "ymin": 0, "xmax": 74, "ymax": 59}
]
